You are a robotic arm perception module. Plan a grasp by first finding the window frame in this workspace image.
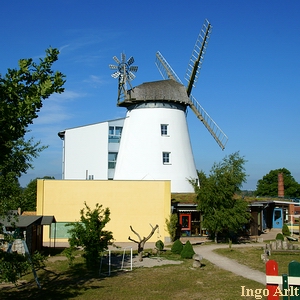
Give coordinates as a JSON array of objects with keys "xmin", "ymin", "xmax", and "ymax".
[
  {"xmin": 108, "ymin": 152, "xmax": 118, "ymax": 169},
  {"xmin": 161, "ymin": 124, "xmax": 169, "ymax": 136},
  {"xmin": 108, "ymin": 126, "xmax": 123, "ymax": 143},
  {"xmin": 162, "ymin": 152, "xmax": 171, "ymax": 164}
]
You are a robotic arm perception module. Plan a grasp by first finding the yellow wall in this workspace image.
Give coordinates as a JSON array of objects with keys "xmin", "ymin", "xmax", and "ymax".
[{"xmin": 37, "ymin": 180, "xmax": 171, "ymax": 245}]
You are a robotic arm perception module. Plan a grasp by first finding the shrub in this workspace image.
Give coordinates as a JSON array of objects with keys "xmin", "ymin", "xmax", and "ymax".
[
  {"xmin": 180, "ymin": 240, "xmax": 195, "ymax": 259},
  {"xmin": 282, "ymin": 223, "xmax": 290, "ymax": 236},
  {"xmin": 275, "ymin": 233, "xmax": 284, "ymax": 241},
  {"xmin": 66, "ymin": 202, "xmax": 113, "ymax": 268},
  {"xmin": 31, "ymin": 251, "xmax": 48, "ymax": 269},
  {"xmin": 171, "ymin": 239, "xmax": 183, "ymax": 254},
  {"xmin": 165, "ymin": 214, "xmax": 178, "ymax": 242},
  {"xmin": 155, "ymin": 240, "xmax": 164, "ymax": 251}
]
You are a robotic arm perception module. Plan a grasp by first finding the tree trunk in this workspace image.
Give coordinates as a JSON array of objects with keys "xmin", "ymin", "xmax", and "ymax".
[
  {"xmin": 137, "ymin": 241, "xmax": 146, "ymax": 261},
  {"xmin": 214, "ymin": 231, "xmax": 218, "ymax": 243},
  {"xmin": 128, "ymin": 224, "xmax": 159, "ymax": 262}
]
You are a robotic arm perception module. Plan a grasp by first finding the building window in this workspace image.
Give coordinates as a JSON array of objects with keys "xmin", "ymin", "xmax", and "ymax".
[
  {"xmin": 162, "ymin": 152, "xmax": 170, "ymax": 164},
  {"xmin": 109, "ymin": 126, "xmax": 122, "ymax": 143},
  {"xmin": 161, "ymin": 124, "xmax": 168, "ymax": 136},
  {"xmin": 108, "ymin": 152, "xmax": 118, "ymax": 169}
]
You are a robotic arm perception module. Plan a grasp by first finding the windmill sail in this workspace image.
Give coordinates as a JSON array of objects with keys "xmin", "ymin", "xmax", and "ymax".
[
  {"xmin": 155, "ymin": 51, "xmax": 183, "ymax": 83},
  {"xmin": 185, "ymin": 19, "xmax": 212, "ymax": 97},
  {"xmin": 189, "ymin": 94, "xmax": 228, "ymax": 150},
  {"xmin": 155, "ymin": 49, "xmax": 228, "ymax": 150}
]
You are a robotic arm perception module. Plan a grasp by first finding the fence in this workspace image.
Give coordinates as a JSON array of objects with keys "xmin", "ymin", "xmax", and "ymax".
[{"xmin": 266, "ymin": 260, "xmax": 300, "ymax": 299}]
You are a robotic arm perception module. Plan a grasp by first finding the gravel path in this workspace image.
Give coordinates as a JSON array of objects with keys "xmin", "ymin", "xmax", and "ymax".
[{"xmin": 193, "ymin": 243, "xmax": 266, "ymax": 285}]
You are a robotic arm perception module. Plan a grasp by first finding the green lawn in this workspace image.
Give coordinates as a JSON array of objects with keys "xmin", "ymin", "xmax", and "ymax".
[
  {"xmin": 0, "ymin": 247, "xmax": 268, "ymax": 300},
  {"xmin": 215, "ymin": 244, "xmax": 300, "ymax": 274}
]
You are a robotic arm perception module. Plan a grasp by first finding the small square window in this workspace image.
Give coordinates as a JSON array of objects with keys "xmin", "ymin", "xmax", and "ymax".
[
  {"xmin": 161, "ymin": 124, "xmax": 168, "ymax": 136},
  {"xmin": 162, "ymin": 152, "xmax": 170, "ymax": 164}
]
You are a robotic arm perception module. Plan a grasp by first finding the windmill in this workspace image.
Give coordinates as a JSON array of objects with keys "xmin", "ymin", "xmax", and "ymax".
[
  {"xmin": 109, "ymin": 53, "xmax": 138, "ymax": 104},
  {"xmin": 109, "ymin": 20, "xmax": 227, "ymax": 193},
  {"xmin": 155, "ymin": 19, "xmax": 228, "ymax": 150}
]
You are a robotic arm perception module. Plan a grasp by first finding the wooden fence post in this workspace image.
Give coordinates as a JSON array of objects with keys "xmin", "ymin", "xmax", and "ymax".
[
  {"xmin": 266, "ymin": 260, "xmax": 279, "ymax": 300},
  {"xmin": 289, "ymin": 261, "xmax": 300, "ymax": 300},
  {"xmin": 282, "ymin": 274, "xmax": 289, "ymax": 300}
]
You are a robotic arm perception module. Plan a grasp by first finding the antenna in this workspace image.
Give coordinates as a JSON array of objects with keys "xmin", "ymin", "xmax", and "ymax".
[{"xmin": 109, "ymin": 53, "xmax": 138, "ymax": 104}]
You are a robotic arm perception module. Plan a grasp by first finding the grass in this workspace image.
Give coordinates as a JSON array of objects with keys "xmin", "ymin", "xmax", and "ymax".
[
  {"xmin": 215, "ymin": 243, "xmax": 300, "ymax": 274},
  {"xmin": 0, "ymin": 247, "xmax": 266, "ymax": 300}
]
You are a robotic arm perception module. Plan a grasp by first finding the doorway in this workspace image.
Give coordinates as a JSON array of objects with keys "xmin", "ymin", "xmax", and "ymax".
[
  {"xmin": 180, "ymin": 213, "xmax": 191, "ymax": 236},
  {"xmin": 273, "ymin": 207, "xmax": 283, "ymax": 229}
]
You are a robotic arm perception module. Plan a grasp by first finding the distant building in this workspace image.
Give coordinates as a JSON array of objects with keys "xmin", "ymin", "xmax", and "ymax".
[
  {"xmin": 58, "ymin": 84, "xmax": 199, "ymax": 194},
  {"xmin": 58, "ymin": 118, "xmax": 125, "ymax": 181}
]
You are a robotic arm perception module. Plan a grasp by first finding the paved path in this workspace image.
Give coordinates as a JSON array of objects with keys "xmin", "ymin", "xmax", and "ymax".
[{"xmin": 193, "ymin": 243, "xmax": 266, "ymax": 285}]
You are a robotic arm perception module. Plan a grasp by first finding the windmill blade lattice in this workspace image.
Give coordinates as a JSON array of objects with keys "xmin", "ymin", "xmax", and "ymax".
[
  {"xmin": 109, "ymin": 53, "xmax": 138, "ymax": 103},
  {"xmin": 155, "ymin": 21, "xmax": 228, "ymax": 150},
  {"xmin": 155, "ymin": 51, "xmax": 183, "ymax": 84},
  {"xmin": 185, "ymin": 19, "xmax": 212, "ymax": 97},
  {"xmin": 189, "ymin": 94, "xmax": 228, "ymax": 150}
]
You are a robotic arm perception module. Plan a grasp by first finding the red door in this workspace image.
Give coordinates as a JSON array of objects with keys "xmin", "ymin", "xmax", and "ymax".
[{"xmin": 180, "ymin": 213, "xmax": 191, "ymax": 231}]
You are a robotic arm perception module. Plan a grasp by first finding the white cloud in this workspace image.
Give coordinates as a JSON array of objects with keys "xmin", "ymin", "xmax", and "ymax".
[
  {"xmin": 33, "ymin": 90, "xmax": 83, "ymax": 125},
  {"xmin": 83, "ymin": 75, "xmax": 107, "ymax": 87}
]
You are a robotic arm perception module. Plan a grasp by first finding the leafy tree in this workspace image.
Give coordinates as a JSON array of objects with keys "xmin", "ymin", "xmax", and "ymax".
[
  {"xmin": 165, "ymin": 214, "xmax": 178, "ymax": 242},
  {"xmin": 192, "ymin": 152, "xmax": 250, "ymax": 243},
  {"xmin": 0, "ymin": 48, "xmax": 65, "ymax": 215},
  {"xmin": 20, "ymin": 176, "xmax": 55, "ymax": 211},
  {"xmin": 0, "ymin": 250, "xmax": 29, "ymax": 283},
  {"xmin": 255, "ymin": 168, "xmax": 300, "ymax": 197},
  {"xmin": 0, "ymin": 48, "xmax": 64, "ymax": 284},
  {"xmin": 0, "ymin": 173, "xmax": 22, "ymax": 214},
  {"xmin": 66, "ymin": 202, "xmax": 113, "ymax": 268}
]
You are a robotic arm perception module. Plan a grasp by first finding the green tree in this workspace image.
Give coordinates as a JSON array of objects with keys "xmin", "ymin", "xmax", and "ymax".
[
  {"xmin": 66, "ymin": 202, "xmax": 113, "ymax": 268},
  {"xmin": 165, "ymin": 214, "xmax": 178, "ymax": 242},
  {"xmin": 255, "ymin": 168, "xmax": 300, "ymax": 197},
  {"xmin": 192, "ymin": 152, "xmax": 250, "ymax": 243},
  {"xmin": 0, "ymin": 173, "xmax": 22, "ymax": 214},
  {"xmin": 0, "ymin": 48, "xmax": 65, "ymax": 215},
  {"xmin": 20, "ymin": 176, "xmax": 55, "ymax": 211}
]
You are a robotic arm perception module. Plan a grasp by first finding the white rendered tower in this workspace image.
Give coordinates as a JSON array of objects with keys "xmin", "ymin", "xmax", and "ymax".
[{"xmin": 113, "ymin": 80, "xmax": 197, "ymax": 193}]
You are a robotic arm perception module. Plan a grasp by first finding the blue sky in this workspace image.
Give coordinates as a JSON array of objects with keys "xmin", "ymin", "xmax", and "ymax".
[{"xmin": 1, "ymin": 1, "xmax": 300, "ymax": 190}]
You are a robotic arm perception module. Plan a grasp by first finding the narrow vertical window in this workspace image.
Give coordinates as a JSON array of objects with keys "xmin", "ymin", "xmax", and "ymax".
[
  {"xmin": 162, "ymin": 152, "xmax": 170, "ymax": 164},
  {"xmin": 161, "ymin": 124, "xmax": 168, "ymax": 136},
  {"xmin": 108, "ymin": 152, "xmax": 118, "ymax": 169}
]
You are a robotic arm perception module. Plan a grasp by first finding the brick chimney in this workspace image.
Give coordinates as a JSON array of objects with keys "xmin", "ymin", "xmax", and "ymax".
[{"xmin": 278, "ymin": 172, "xmax": 284, "ymax": 198}]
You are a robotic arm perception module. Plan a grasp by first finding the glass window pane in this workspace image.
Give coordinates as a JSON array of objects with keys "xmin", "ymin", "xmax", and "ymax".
[
  {"xmin": 163, "ymin": 152, "xmax": 170, "ymax": 164},
  {"xmin": 161, "ymin": 124, "xmax": 168, "ymax": 135},
  {"xmin": 115, "ymin": 126, "xmax": 122, "ymax": 136},
  {"xmin": 108, "ymin": 126, "xmax": 122, "ymax": 143},
  {"xmin": 109, "ymin": 126, "xmax": 114, "ymax": 135}
]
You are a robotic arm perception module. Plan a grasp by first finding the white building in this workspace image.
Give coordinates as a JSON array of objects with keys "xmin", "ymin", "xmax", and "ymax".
[
  {"xmin": 58, "ymin": 118, "xmax": 125, "ymax": 181},
  {"xmin": 58, "ymin": 79, "xmax": 198, "ymax": 193}
]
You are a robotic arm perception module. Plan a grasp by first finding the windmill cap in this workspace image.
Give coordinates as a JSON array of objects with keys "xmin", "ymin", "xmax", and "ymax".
[{"xmin": 119, "ymin": 79, "xmax": 190, "ymax": 107}]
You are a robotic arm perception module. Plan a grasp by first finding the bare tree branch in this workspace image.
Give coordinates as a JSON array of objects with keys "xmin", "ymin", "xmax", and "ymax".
[
  {"xmin": 128, "ymin": 224, "xmax": 159, "ymax": 261},
  {"xmin": 129, "ymin": 225, "xmax": 142, "ymax": 241}
]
